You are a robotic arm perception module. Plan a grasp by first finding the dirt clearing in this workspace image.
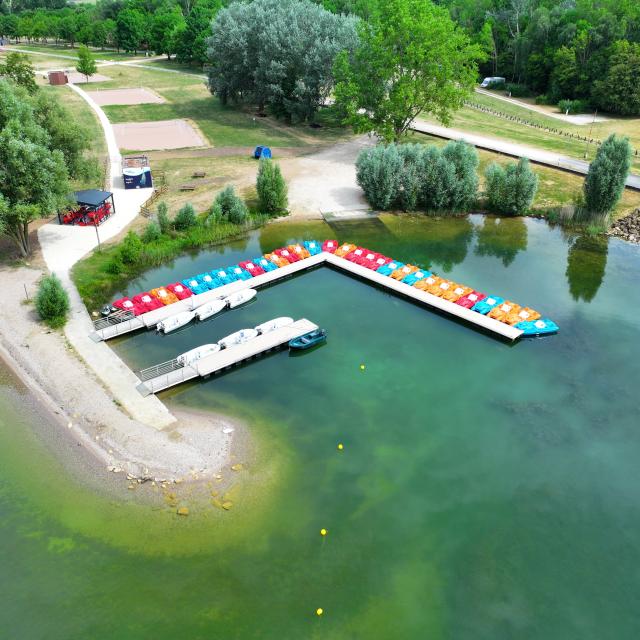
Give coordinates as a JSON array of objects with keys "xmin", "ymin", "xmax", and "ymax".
[
  {"xmin": 87, "ymin": 87, "xmax": 165, "ymax": 106},
  {"xmin": 112, "ymin": 119, "xmax": 206, "ymax": 150}
]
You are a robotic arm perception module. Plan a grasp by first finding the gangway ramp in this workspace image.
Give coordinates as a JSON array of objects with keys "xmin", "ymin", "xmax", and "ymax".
[{"xmin": 136, "ymin": 318, "xmax": 319, "ymax": 396}]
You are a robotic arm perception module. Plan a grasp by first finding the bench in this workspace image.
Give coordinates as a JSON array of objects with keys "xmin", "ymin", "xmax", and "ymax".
[
  {"xmin": 192, "ymin": 171, "xmax": 206, "ymax": 178},
  {"xmin": 179, "ymin": 184, "xmax": 196, "ymax": 191}
]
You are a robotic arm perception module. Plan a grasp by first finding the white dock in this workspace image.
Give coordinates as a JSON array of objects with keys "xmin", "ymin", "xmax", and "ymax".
[
  {"xmin": 137, "ymin": 318, "xmax": 318, "ymax": 395},
  {"xmin": 92, "ymin": 250, "xmax": 523, "ymax": 343}
]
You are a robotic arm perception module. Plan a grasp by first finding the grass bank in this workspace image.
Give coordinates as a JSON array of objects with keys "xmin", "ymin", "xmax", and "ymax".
[{"xmin": 72, "ymin": 215, "xmax": 268, "ymax": 312}]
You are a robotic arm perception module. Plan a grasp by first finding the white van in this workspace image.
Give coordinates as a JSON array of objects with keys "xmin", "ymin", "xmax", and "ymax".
[{"xmin": 480, "ymin": 77, "xmax": 506, "ymax": 88}]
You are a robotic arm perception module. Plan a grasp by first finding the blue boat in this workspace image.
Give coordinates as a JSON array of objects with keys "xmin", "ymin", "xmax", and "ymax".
[
  {"xmin": 182, "ymin": 277, "xmax": 209, "ymax": 295},
  {"xmin": 228, "ymin": 264, "xmax": 253, "ymax": 281},
  {"xmin": 196, "ymin": 272, "xmax": 222, "ymax": 289},
  {"xmin": 515, "ymin": 318, "xmax": 559, "ymax": 336},
  {"xmin": 253, "ymin": 256, "xmax": 278, "ymax": 272},
  {"xmin": 304, "ymin": 240, "xmax": 322, "ymax": 256},
  {"xmin": 472, "ymin": 295, "xmax": 503, "ymax": 315},
  {"xmin": 403, "ymin": 269, "xmax": 431, "ymax": 286},
  {"xmin": 212, "ymin": 268, "xmax": 236, "ymax": 285},
  {"xmin": 377, "ymin": 260, "xmax": 404, "ymax": 276},
  {"xmin": 289, "ymin": 328, "xmax": 327, "ymax": 350}
]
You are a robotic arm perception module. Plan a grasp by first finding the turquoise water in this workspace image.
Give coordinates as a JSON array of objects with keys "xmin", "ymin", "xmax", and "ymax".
[{"xmin": 1, "ymin": 214, "xmax": 640, "ymax": 638}]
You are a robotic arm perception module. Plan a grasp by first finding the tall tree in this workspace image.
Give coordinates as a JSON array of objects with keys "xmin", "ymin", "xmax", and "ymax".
[
  {"xmin": 150, "ymin": 7, "xmax": 185, "ymax": 59},
  {"xmin": 0, "ymin": 52, "xmax": 37, "ymax": 94},
  {"xmin": 334, "ymin": 0, "xmax": 482, "ymax": 142},
  {"xmin": 76, "ymin": 44, "xmax": 97, "ymax": 83},
  {"xmin": 115, "ymin": 8, "xmax": 146, "ymax": 54},
  {"xmin": 593, "ymin": 40, "xmax": 640, "ymax": 116}
]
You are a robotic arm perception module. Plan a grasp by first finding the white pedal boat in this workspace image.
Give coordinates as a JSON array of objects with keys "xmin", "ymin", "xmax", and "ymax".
[
  {"xmin": 224, "ymin": 288, "xmax": 256, "ymax": 309},
  {"xmin": 195, "ymin": 298, "xmax": 227, "ymax": 321},
  {"xmin": 218, "ymin": 328, "xmax": 259, "ymax": 349},
  {"xmin": 156, "ymin": 311, "xmax": 195, "ymax": 334},
  {"xmin": 176, "ymin": 343, "xmax": 221, "ymax": 366},
  {"xmin": 255, "ymin": 317, "xmax": 294, "ymax": 335}
]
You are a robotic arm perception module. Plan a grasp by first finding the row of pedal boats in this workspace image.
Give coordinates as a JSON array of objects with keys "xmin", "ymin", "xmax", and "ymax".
[
  {"xmin": 175, "ymin": 317, "xmax": 326, "ymax": 366},
  {"xmin": 108, "ymin": 238, "xmax": 557, "ymax": 338}
]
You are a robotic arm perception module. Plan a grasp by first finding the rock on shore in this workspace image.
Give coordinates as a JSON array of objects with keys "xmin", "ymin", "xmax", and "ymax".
[{"xmin": 609, "ymin": 208, "xmax": 640, "ymax": 244}]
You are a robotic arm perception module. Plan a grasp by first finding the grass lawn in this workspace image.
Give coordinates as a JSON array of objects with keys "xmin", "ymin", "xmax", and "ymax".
[
  {"xmin": 428, "ymin": 92, "xmax": 640, "ymax": 173},
  {"xmin": 408, "ymin": 132, "xmax": 640, "ymax": 219},
  {"xmin": 7, "ymin": 42, "xmax": 145, "ymax": 62}
]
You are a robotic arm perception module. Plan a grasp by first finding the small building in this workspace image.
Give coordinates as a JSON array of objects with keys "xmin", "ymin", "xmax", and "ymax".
[
  {"xmin": 48, "ymin": 71, "xmax": 68, "ymax": 86},
  {"xmin": 122, "ymin": 155, "xmax": 153, "ymax": 190}
]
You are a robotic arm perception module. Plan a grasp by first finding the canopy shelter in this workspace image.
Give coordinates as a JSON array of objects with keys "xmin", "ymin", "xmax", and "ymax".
[{"xmin": 59, "ymin": 190, "xmax": 116, "ymax": 226}]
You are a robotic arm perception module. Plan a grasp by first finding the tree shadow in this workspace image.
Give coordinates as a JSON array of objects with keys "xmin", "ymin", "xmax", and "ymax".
[
  {"xmin": 565, "ymin": 234, "xmax": 608, "ymax": 303},
  {"xmin": 474, "ymin": 216, "xmax": 528, "ymax": 267}
]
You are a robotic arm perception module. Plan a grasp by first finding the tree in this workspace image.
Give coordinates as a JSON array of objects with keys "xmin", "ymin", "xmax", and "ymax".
[
  {"xmin": 582, "ymin": 134, "xmax": 631, "ymax": 222},
  {"xmin": 174, "ymin": 203, "xmax": 197, "ymax": 230},
  {"xmin": 35, "ymin": 273, "xmax": 70, "ymax": 329},
  {"xmin": 116, "ymin": 8, "xmax": 146, "ymax": 54},
  {"xmin": 207, "ymin": 0, "xmax": 358, "ymax": 120},
  {"xmin": 565, "ymin": 234, "xmax": 608, "ymax": 302},
  {"xmin": 150, "ymin": 8, "xmax": 185, "ymax": 60},
  {"xmin": 484, "ymin": 158, "xmax": 538, "ymax": 215},
  {"xmin": 441, "ymin": 140, "xmax": 479, "ymax": 211},
  {"xmin": 355, "ymin": 144, "xmax": 403, "ymax": 210},
  {"xmin": 593, "ymin": 40, "xmax": 640, "ymax": 116},
  {"xmin": 209, "ymin": 186, "xmax": 248, "ymax": 224},
  {"xmin": 0, "ymin": 52, "xmax": 37, "ymax": 94},
  {"xmin": 256, "ymin": 159, "xmax": 288, "ymax": 214},
  {"xmin": 334, "ymin": 0, "xmax": 482, "ymax": 142},
  {"xmin": 76, "ymin": 44, "xmax": 97, "ymax": 83},
  {"xmin": 549, "ymin": 46, "xmax": 578, "ymax": 100},
  {"xmin": 157, "ymin": 201, "xmax": 170, "ymax": 234},
  {"xmin": 179, "ymin": 0, "xmax": 224, "ymax": 68}
]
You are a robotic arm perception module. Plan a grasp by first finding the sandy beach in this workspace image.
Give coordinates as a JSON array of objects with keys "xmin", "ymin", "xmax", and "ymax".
[{"xmin": 0, "ymin": 254, "xmax": 249, "ymax": 491}]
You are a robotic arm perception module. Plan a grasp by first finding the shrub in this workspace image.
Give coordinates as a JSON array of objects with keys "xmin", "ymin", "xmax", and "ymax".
[
  {"xmin": 535, "ymin": 94, "xmax": 550, "ymax": 105},
  {"xmin": 420, "ymin": 146, "xmax": 457, "ymax": 212},
  {"xmin": 157, "ymin": 202, "xmax": 170, "ymax": 234},
  {"xmin": 558, "ymin": 99, "xmax": 590, "ymax": 114},
  {"xmin": 174, "ymin": 203, "xmax": 197, "ymax": 230},
  {"xmin": 355, "ymin": 144, "xmax": 403, "ymax": 210},
  {"xmin": 35, "ymin": 273, "xmax": 69, "ymax": 328},
  {"xmin": 211, "ymin": 186, "xmax": 248, "ymax": 224},
  {"xmin": 396, "ymin": 144, "xmax": 423, "ymax": 211},
  {"xmin": 582, "ymin": 134, "xmax": 631, "ymax": 223},
  {"xmin": 484, "ymin": 158, "xmax": 538, "ymax": 215},
  {"xmin": 256, "ymin": 159, "xmax": 288, "ymax": 214},
  {"xmin": 441, "ymin": 140, "xmax": 479, "ymax": 211},
  {"xmin": 119, "ymin": 230, "xmax": 143, "ymax": 264},
  {"xmin": 142, "ymin": 221, "xmax": 161, "ymax": 243},
  {"xmin": 505, "ymin": 83, "xmax": 533, "ymax": 97},
  {"xmin": 106, "ymin": 254, "xmax": 124, "ymax": 274}
]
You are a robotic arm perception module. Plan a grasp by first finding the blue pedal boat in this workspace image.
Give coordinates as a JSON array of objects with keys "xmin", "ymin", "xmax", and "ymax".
[
  {"xmin": 304, "ymin": 240, "xmax": 322, "ymax": 256},
  {"xmin": 212, "ymin": 268, "xmax": 237, "ymax": 285},
  {"xmin": 182, "ymin": 277, "xmax": 209, "ymax": 295},
  {"xmin": 289, "ymin": 328, "xmax": 327, "ymax": 350},
  {"xmin": 403, "ymin": 269, "xmax": 431, "ymax": 286},
  {"xmin": 253, "ymin": 256, "xmax": 278, "ymax": 272},
  {"xmin": 472, "ymin": 295, "xmax": 504, "ymax": 315},
  {"xmin": 228, "ymin": 265, "xmax": 253, "ymax": 281},
  {"xmin": 377, "ymin": 260, "xmax": 404, "ymax": 276},
  {"xmin": 515, "ymin": 318, "xmax": 559, "ymax": 336}
]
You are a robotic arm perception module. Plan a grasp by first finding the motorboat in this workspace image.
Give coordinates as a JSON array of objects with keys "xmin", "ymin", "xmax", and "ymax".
[
  {"xmin": 156, "ymin": 311, "xmax": 196, "ymax": 333},
  {"xmin": 514, "ymin": 318, "xmax": 559, "ymax": 336},
  {"xmin": 289, "ymin": 328, "xmax": 327, "ymax": 350},
  {"xmin": 177, "ymin": 343, "xmax": 221, "ymax": 366},
  {"xmin": 195, "ymin": 298, "xmax": 227, "ymax": 321},
  {"xmin": 224, "ymin": 288, "xmax": 257, "ymax": 309},
  {"xmin": 255, "ymin": 317, "xmax": 294, "ymax": 334},
  {"xmin": 218, "ymin": 328, "xmax": 259, "ymax": 349}
]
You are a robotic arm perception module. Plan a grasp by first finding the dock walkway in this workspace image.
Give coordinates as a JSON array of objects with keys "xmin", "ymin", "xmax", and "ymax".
[{"xmin": 137, "ymin": 318, "xmax": 318, "ymax": 395}]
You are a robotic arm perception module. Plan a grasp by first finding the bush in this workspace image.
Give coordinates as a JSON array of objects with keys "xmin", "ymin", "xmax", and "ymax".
[
  {"xmin": 210, "ymin": 186, "xmax": 248, "ymax": 224},
  {"xmin": 396, "ymin": 144, "xmax": 423, "ymax": 211},
  {"xmin": 119, "ymin": 230, "xmax": 143, "ymax": 264},
  {"xmin": 558, "ymin": 99, "xmax": 591, "ymax": 114},
  {"xmin": 484, "ymin": 158, "xmax": 538, "ymax": 215},
  {"xmin": 441, "ymin": 140, "xmax": 479, "ymax": 211},
  {"xmin": 174, "ymin": 203, "xmax": 197, "ymax": 231},
  {"xmin": 535, "ymin": 94, "xmax": 551, "ymax": 105},
  {"xmin": 35, "ymin": 273, "xmax": 69, "ymax": 328},
  {"xmin": 355, "ymin": 144, "xmax": 403, "ymax": 210},
  {"xmin": 582, "ymin": 134, "xmax": 631, "ymax": 223},
  {"xmin": 420, "ymin": 146, "xmax": 457, "ymax": 212},
  {"xmin": 157, "ymin": 202, "xmax": 170, "ymax": 234},
  {"xmin": 505, "ymin": 83, "xmax": 533, "ymax": 97},
  {"xmin": 256, "ymin": 159, "xmax": 288, "ymax": 214},
  {"xmin": 106, "ymin": 254, "xmax": 124, "ymax": 274},
  {"xmin": 142, "ymin": 221, "xmax": 161, "ymax": 243}
]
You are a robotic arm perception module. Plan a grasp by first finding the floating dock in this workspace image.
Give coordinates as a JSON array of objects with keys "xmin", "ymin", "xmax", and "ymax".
[
  {"xmin": 91, "ymin": 250, "xmax": 523, "ymax": 343},
  {"xmin": 137, "ymin": 318, "xmax": 318, "ymax": 395}
]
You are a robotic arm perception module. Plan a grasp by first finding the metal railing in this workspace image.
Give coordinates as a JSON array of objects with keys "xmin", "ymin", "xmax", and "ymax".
[
  {"xmin": 139, "ymin": 358, "xmax": 184, "ymax": 382},
  {"xmin": 93, "ymin": 309, "xmax": 134, "ymax": 330}
]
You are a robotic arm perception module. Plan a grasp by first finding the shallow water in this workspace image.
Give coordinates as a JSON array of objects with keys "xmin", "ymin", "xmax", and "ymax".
[{"xmin": 1, "ymin": 214, "xmax": 640, "ymax": 638}]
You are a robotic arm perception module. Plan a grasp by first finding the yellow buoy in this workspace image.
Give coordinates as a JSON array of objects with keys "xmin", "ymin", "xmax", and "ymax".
[
  {"xmin": 320, "ymin": 528, "xmax": 327, "ymax": 536},
  {"xmin": 316, "ymin": 608, "xmax": 324, "ymax": 616},
  {"xmin": 360, "ymin": 364, "xmax": 365, "ymax": 371},
  {"xmin": 337, "ymin": 443, "xmax": 344, "ymax": 451}
]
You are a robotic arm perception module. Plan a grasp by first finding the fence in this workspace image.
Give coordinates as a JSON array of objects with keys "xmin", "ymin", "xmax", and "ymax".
[{"xmin": 139, "ymin": 170, "xmax": 167, "ymax": 218}]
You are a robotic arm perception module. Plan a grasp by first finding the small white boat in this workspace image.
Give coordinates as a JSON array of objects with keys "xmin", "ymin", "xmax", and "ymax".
[
  {"xmin": 176, "ymin": 343, "xmax": 221, "ymax": 366},
  {"xmin": 224, "ymin": 288, "xmax": 256, "ymax": 309},
  {"xmin": 156, "ymin": 311, "xmax": 195, "ymax": 333},
  {"xmin": 255, "ymin": 316, "xmax": 294, "ymax": 335},
  {"xmin": 218, "ymin": 328, "xmax": 259, "ymax": 349},
  {"xmin": 195, "ymin": 298, "xmax": 227, "ymax": 321}
]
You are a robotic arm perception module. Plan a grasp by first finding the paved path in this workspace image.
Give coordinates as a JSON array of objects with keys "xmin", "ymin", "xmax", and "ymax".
[
  {"xmin": 474, "ymin": 89, "xmax": 608, "ymax": 125},
  {"xmin": 37, "ymin": 82, "xmax": 175, "ymax": 429},
  {"xmin": 411, "ymin": 119, "xmax": 640, "ymax": 191}
]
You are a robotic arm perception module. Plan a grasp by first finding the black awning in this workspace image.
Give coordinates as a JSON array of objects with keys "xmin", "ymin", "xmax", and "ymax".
[{"xmin": 72, "ymin": 189, "xmax": 113, "ymax": 208}]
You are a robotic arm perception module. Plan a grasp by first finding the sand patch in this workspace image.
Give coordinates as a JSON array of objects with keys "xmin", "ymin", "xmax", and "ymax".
[
  {"xmin": 87, "ymin": 87, "xmax": 165, "ymax": 106},
  {"xmin": 113, "ymin": 119, "xmax": 206, "ymax": 150},
  {"xmin": 66, "ymin": 72, "xmax": 111, "ymax": 84}
]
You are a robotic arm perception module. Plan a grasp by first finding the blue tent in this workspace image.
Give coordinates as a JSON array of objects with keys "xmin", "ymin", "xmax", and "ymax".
[{"xmin": 253, "ymin": 146, "xmax": 272, "ymax": 159}]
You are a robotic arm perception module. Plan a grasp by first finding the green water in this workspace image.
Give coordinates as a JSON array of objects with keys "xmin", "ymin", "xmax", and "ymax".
[{"xmin": 2, "ymin": 214, "xmax": 640, "ymax": 638}]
